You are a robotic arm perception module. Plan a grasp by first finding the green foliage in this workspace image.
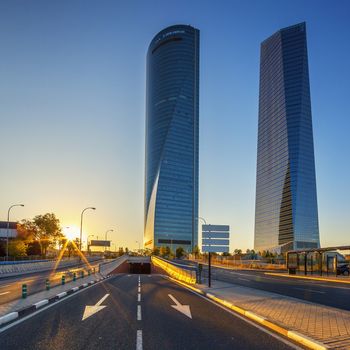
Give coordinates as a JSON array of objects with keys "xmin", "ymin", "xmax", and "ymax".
[
  {"xmin": 160, "ymin": 246, "xmax": 171, "ymax": 258},
  {"xmin": 176, "ymin": 246, "xmax": 185, "ymax": 259},
  {"xmin": 8, "ymin": 240, "xmax": 27, "ymax": 257},
  {"xmin": 234, "ymin": 249, "xmax": 242, "ymax": 255},
  {"xmin": 152, "ymin": 246, "xmax": 160, "ymax": 256},
  {"xmin": 192, "ymin": 245, "xmax": 200, "ymax": 259}
]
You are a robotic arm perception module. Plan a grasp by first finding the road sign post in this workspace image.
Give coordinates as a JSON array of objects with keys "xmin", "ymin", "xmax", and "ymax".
[{"xmin": 202, "ymin": 224, "xmax": 230, "ymax": 288}]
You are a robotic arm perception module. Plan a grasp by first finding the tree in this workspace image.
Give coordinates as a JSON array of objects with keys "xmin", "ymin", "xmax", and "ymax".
[
  {"xmin": 234, "ymin": 249, "xmax": 242, "ymax": 255},
  {"xmin": 160, "ymin": 246, "xmax": 171, "ymax": 258},
  {"xmin": 152, "ymin": 247, "xmax": 160, "ymax": 256},
  {"xmin": 8, "ymin": 240, "xmax": 27, "ymax": 257},
  {"xmin": 192, "ymin": 245, "xmax": 200, "ymax": 259},
  {"xmin": 118, "ymin": 247, "xmax": 124, "ymax": 256},
  {"xmin": 26, "ymin": 241, "xmax": 41, "ymax": 256},
  {"xmin": 176, "ymin": 247, "xmax": 185, "ymax": 259},
  {"xmin": 32, "ymin": 213, "xmax": 62, "ymax": 257}
]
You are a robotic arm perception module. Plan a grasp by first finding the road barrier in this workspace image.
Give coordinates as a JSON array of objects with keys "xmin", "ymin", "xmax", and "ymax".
[
  {"xmin": 73, "ymin": 273, "xmax": 76, "ymax": 282},
  {"xmin": 22, "ymin": 284, "xmax": 27, "ymax": 298},
  {"xmin": 152, "ymin": 256, "xmax": 196, "ymax": 284}
]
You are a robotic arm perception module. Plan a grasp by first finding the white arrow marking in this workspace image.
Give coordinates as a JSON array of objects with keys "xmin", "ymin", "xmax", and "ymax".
[
  {"xmin": 82, "ymin": 294, "xmax": 109, "ymax": 321},
  {"xmin": 168, "ymin": 294, "xmax": 192, "ymax": 319}
]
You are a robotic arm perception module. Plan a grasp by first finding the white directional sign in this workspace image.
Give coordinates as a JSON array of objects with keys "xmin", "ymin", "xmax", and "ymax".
[
  {"xmin": 82, "ymin": 294, "xmax": 109, "ymax": 321},
  {"xmin": 168, "ymin": 294, "xmax": 192, "ymax": 319},
  {"xmin": 202, "ymin": 224, "xmax": 230, "ymax": 253}
]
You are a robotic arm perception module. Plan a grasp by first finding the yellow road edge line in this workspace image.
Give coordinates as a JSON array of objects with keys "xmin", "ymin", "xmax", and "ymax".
[
  {"xmin": 167, "ymin": 276, "xmax": 330, "ymax": 350},
  {"xmin": 265, "ymin": 272, "xmax": 350, "ymax": 284}
]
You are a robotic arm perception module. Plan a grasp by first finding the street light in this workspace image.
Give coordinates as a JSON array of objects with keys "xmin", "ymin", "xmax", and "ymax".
[
  {"xmin": 105, "ymin": 229, "xmax": 114, "ymax": 252},
  {"xmin": 6, "ymin": 204, "xmax": 24, "ymax": 261},
  {"xmin": 80, "ymin": 207, "xmax": 96, "ymax": 252}
]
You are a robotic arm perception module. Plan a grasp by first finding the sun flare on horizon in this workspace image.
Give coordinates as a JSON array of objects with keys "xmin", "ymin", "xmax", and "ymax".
[{"xmin": 62, "ymin": 225, "xmax": 80, "ymax": 241}]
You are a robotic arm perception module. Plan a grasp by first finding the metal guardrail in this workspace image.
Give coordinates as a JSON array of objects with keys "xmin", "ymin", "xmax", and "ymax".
[{"xmin": 151, "ymin": 256, "xmax": 196, "ymax": 284}]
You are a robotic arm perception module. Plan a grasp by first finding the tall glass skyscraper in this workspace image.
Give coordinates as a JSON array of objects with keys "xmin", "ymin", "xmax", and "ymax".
[
  {"xmin": 254, "ymin": 22, "xmax": 320, "ymax": 253},
  {"xmin": 144, "ymin": 25, "xmax": 199, "ymax": 251}
]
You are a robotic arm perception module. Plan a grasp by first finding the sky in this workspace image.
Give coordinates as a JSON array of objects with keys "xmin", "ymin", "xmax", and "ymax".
[{"xmin": 0, "ymin": 0, "xmax": 349, "ymax": 252}]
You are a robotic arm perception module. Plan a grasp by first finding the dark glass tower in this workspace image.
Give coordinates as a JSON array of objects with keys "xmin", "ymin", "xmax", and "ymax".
[
  {"xmin": 254, "ymin": 22, "xmax": 320, "ymax": 253},
  {"xmin": 144, "ymin": 25, "xmax": 199, "ymax": 251}
]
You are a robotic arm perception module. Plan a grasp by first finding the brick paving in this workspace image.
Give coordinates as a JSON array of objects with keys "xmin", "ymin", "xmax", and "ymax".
[{"xmin": 199, "ymin": 280, "xmax": 350, "ymax": 349}]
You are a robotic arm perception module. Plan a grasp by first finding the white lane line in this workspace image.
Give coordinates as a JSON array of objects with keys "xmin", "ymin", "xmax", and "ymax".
[
  {"xmin": 137, "ymin": 305, "xmax": 142, "ymax": 321},
  {"xmin": 293, "ymin": 287, "xmax": 326, "ymax": 294},
  {"xmin": 138, "ymin": 293, "xmax": 141, "ymax": 302},
  {"xmin": 0, "ymin": 291, "xmax": 10, "ymax": 296},
  {"xmin": 138, "ymin": 286, "xmax": 141, "ymax": 293},
  {"xmin": 238, "ymin": 278, "xmax": 250, "ymax": 282},
  {"xmin": 136, "ymin": 330, "xmax": 143, "ymax": 350}
]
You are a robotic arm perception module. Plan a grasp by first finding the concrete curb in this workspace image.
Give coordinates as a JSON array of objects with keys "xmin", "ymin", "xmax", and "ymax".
[
  {"xmin": 0, "ymin": 275, "xmax": 111, "ymax": 328},
  {"xmin": 265, "ymin": 272, "xmax": 350, "ymax": 285},
  {"xmin": 167, "ymin": 276, "xmax": 329, "ymax": 350}
]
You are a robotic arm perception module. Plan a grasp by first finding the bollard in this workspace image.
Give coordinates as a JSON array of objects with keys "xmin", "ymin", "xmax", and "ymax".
[
  {"xmin": 22, "ymin": 284, "xmax": 27, "ymax": 299},
  {"xmin": 93, "ymin": 267, "xmax": 95, "ymax": 274},
  {"xmin": 88, "ymin": 269, "xmax": 91, "ymax": 276},
  {"xmin": 73, "ymin": 272, "xmax": 76, "ymax": 282},
  {"xmin": 46, "ymin": 279, "xmax": 50, "ymax": 291},
  {"xmin": 81, "ymin": 270, "xmax": 84, "ymax": 279},
  {"xmin": 61, "ymin": 275, "xmax": 65, "ymax": 285}
]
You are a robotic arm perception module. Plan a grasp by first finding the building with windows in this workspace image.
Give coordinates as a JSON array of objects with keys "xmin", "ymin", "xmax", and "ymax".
[
  {"xmin": 254, "ymin": 22, "xmax": 320, "ymax": 253},
  {"xmin": 144, "ymin": 25, "xmax": 199, "ymax": 252}
]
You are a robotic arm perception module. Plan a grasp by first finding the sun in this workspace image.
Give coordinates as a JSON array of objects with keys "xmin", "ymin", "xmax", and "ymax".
[{"xmin": 62, "ymin": 225, "xmax": 79, "ymax": 241}]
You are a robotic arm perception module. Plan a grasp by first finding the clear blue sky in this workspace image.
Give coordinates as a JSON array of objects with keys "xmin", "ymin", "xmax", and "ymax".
[{"xmin": 0, "ymin": 0, "xmax": 349, "ymax": 251}]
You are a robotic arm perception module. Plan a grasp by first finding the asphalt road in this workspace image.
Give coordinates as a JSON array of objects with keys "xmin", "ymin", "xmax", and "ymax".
[
  {"xmin": 0, "ymin": 274, "xmax": 298, "ymax": 350},
  {"xmin": 0, "ymin": 261, "xmax": 102, "ymax": 305},
  {"xmin": 199, "ymin": 264, "xmax": 350, "ymax": 311}
]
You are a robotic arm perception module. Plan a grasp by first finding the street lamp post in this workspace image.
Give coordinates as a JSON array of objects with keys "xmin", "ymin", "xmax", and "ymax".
[
  {"xmin": 6, "ymin": 204, "xmax": 24, "ymax": 261},
  {"xmin": 105, "ymin": 229, "xmax": 114, "ymax": 252},
  {"xmin": 79, "ymin": 207, "xmax": 96, "ymax": 253}
]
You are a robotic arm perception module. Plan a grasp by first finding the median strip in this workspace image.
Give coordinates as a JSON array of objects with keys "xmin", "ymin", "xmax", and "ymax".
[{"xmin": 0, "ymin": 275, "xmax": 111, "ymax": 328}]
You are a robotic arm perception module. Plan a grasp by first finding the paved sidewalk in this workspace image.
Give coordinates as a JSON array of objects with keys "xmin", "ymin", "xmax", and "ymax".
[{"xmin": 197, "ymin": 280, "xmax": 350, "ymax": 349}]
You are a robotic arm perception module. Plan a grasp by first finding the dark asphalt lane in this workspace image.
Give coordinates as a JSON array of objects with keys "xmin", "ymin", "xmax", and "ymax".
[
  {"xmin": 201, "ymin": 265, "xmax": 350, "ymax": 311},
  {"xmin": 0, "ymin": 261, "xmax": 101, "ymax": 305},
  {"xmin": 0, "ymin": 274, "xmax": 297, "ymax": 350}
]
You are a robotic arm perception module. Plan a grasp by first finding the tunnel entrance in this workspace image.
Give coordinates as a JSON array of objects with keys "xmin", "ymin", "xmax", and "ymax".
[
  {"xmin": 127, "ymin": 256, "xmax": 152, "ymax": 274},
  {"xmin": 129, "ymin": 262, "xmax": 151, "ymax": 274}
]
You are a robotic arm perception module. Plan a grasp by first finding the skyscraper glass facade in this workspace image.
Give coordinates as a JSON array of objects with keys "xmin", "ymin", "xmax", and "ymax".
[
  {"xmin": 144, "ymin": 25, "xmax": 199, "ymax": 251},
  {"xmin": 254, "ymin": 22, "xmax": 320, "ymax": 253}
]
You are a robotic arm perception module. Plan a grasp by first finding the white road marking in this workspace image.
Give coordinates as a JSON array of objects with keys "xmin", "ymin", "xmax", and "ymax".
[
  {"xmin": 137, "ymin": 305, "xmax": 142, "ymax": 320},
  {"xmin": 136, "ymin": 330, "xmax": 143, "ymax": 350},
  {"xmin": 238, "ymin": 278, "xmax": 250, "ymax": 282},
  {"xmin": 293, "ymin": 287, "xmax": 326, "ymax": 294},
  {"xmin": 0, "ymin": 291, "xmax": 10, "ymax": 296},
  {"xmin": 138, "ymin": 286, "xmax": 141, "ymax": 293},
  {"xmin": 82, "ymin": 294, "xmax": 110, "ymax": 321},
  {"xmin": 168, "ymin": 294, "xmax": 192, "ymax": 319},
  {"xmin": 138, "ymin": 293, "xmax": 141, "ymax": 302}
]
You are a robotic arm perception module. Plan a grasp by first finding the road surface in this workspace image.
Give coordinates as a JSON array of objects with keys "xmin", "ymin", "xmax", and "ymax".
[{"xmin": 0, "ymin": 274, "xmax": 298, "ymax": 350}]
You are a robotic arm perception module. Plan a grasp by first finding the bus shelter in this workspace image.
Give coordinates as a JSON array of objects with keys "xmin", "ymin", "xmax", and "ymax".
[{"xmin": 287, "ymin": 245, "xmax": 350, "ymax": 276}]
